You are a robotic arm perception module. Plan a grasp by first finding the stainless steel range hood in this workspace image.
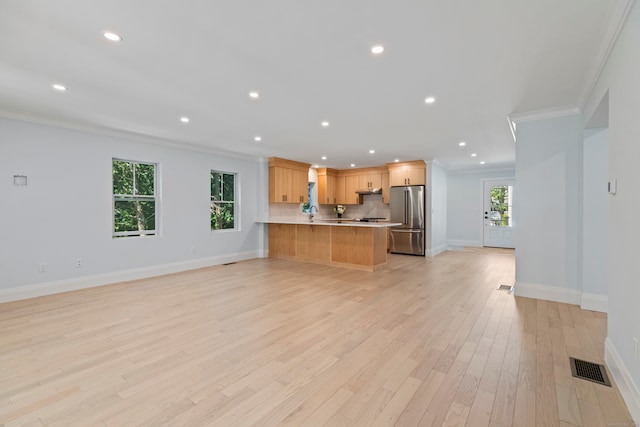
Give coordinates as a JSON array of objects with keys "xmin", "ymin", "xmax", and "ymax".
[{"xmin": 356, "ymin": 188, "xmax": 382, "ymax": 195}]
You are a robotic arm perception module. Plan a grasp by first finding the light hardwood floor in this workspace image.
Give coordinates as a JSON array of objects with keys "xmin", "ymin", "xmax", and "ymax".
[{"xmin": 0, "ymin": 249, "xmax": 634, "ymax": 426}]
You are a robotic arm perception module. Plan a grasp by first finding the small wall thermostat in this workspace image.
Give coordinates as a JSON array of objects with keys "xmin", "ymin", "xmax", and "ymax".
[{"xmin": 607, "ymin": 179, "xmax": 617, "ymax": 195}]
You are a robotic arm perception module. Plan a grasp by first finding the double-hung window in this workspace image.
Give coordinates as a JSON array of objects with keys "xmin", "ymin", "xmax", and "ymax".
[
  {"xmin": 112, "ymin": 159, "xmax": 157, "ymax": 237},
  {"xmin": 211, "ymin": 171, "xmax": 236, "ymax": 230}
]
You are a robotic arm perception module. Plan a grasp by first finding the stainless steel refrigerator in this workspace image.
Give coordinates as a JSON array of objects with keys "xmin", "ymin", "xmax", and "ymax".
[{"xmin": 390, "ymin": 185, "xmax": 425, "ymax": 256}]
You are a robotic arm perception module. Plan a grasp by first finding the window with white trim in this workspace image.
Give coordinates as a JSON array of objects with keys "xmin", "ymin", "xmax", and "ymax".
[
  {"xmin": 211, "ymin": 171, "xmax": 236, "ymax": 230},
  {"xmin": 112, "ymin": 159, "xmax": 157, "ymax": 237}
]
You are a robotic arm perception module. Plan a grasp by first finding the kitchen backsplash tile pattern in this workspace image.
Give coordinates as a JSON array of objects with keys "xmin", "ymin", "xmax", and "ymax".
[{"xmin": 269, "ymin": 194, "xmax": 390, "ymax": 220}]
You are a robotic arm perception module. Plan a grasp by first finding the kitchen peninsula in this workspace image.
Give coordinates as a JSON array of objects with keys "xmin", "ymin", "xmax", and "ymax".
[
  {"xmin": 263, "ymin": 219, "xmax": 399, "ymax": 271},
  {"xmin": 264, "ymin": 157, "xmax": 425, "ymax": 271}
]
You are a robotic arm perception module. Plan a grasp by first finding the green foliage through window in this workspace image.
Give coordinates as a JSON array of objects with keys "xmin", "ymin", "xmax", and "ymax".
[
  {"xmin": 113, "ymin": 159, "xmax": 157, "ymax": 237},
  {"xmin": 489, "ymin": 185, "xmax": 512, "ymax": 227},
  {"xmin": 211, "ymin": 171, "xmax": 236, "ymax": 230}
]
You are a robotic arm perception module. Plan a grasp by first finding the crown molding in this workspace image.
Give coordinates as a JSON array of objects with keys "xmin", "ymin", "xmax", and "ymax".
[
  {"xmin": 446, "ymin": 165, "xmax": 515, "ymax": 175},
  {"xmin": 580, "ymin": 0, "xmax": 637, "ymax": 110},
  {"xmin": 425, "ymin": 158, "xmax": 447, "ymax": 170},
  {"xmin": 0, "ymin": 111, "xmax": 261, "ymax": 162},
  {"xmin": 508, "ymin": 105, "xmax": 581, "ymax": 125}
]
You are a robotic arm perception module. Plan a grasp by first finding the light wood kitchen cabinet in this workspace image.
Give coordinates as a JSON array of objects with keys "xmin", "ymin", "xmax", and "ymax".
[
  {"xmin": 268, "ymin": 224, "xmax": 296, "ymax": 258},
  {"xmin": 268, "ymin": 157, "xmax": 311, "ymax": 204},
  {"xmin": 317, "ymin": 168, "xmax": 338, "ymax": 205},
  {"xmin": 335, "ymin": 176, "xmax": 346, "ymax": 205},
  {"xmin": 358, "ymin": 172, "xmax": 382, "ymax": 191},
  {"xmin": 387, "ymin": 160, "xmax": 426, "ymax": 186},
  {"xmin": 331, "ymin": 226, "xmax": 387, "ymax": 268},
  {"xmin": 333, "ymin": 166, "xmax": 389, "ymax": 205},
  {"xmin": 296, "ymin": 225, "xmax": 331, "ymax": 263},
  {"xmin": 344, "ymin": 175, "xmax": 361, "ymax": 205},
  {"xmin": 381, "ymin": 172, "xmax": 389, "ymax": 204},
  {"xmin": 291, "ymin": 169, "xmax": 309, "ymax": 203},
  {"xmin": 268, "ymin": 222, "xmax": 390, "ymax": 271}
]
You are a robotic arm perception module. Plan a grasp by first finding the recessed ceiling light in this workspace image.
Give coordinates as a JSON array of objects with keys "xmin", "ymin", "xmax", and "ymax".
[
  {"xmin": 103, "ymin": 31, "xmax": 122, "ymax": 42},
  {"xmin": 249, "ymin": 91, "xmax": 260, "ymax": 99},
  {"xmin": 321, "ymin": 156, "xmax": 327, "ymax": 160},
  {"xmin": 471, "ymin": 153, "xmax": 477, "ymax": 157},
  {"xmin": 350, "ymin": 164, "xmax": 356, "ymax": 167},
  {"xmin": 180, "ymin": 117, "xmax": 190, "ymax": 123},
  {"xmin": 313, "ymin": 164, "xmax": 319, "ymax": 168},
  {"xmin": 394, "ymin": 159, "xmax": 399, "ymax": 162},
  {"xmin": 254, "ymin": 136, "xmax": 262, "ymax": 142},
  {"xmin": 369, "ymin": 150, "xmax": 375, "ymax": 154},
  {"xmin": 480, "ymin": 161, "xmax": 486, "ymax": 165},
  {"xmin": 458, "ymin": 141, "xmax": 466, "ymax": 147},
  {"xmin": 321, "ymin": 121, "xmax": 329, "ymax": 127},
  {"xmin": 371, "ymin": 45, "xmax": 384, "ymax": 54},
  {"xmin": 425, "ymin": 96, "xmax": 436, "ymax": 104},
  {"xmin": 52, "ymin": 84, "xmax": 67, "ymax": 91}
]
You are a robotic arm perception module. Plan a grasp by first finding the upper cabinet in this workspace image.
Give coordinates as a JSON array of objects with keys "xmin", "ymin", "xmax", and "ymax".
[
  {"xmin": 358, "ymin": 172, "xmax": 382, "ymax": 191},
  {"xmin": 269, "ymin": 157, "xmax": 311, "ymax": 204},
  {"xmin": 387, "ymin": 160, "xmax": 426, "ymax": 186},
  {"xmin": 381, "ymin": 172, "xmax": 389, "ymax": 204},
  {"xmin": 317, "ymin": 168, "xmax": 338, "ymax": 205},
  {"xmin": 335, "ymin": 175, "xmax": 346, "ymax": 205},
  {"xmin": 337, "ymin": 166, "xmax": 389, "ymax": 205},
  {"xmin": 268, "ymin": 158, "xmax": 425, "ymax": 206},
  {"xmin": 343, "ymin": 175, "xmax": 361, "ymax": 205}
]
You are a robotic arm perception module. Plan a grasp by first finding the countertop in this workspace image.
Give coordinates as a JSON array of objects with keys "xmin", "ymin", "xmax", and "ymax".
[{"xmin": 257, "ymin": 218, "xmax": 401, "ymax": 228}]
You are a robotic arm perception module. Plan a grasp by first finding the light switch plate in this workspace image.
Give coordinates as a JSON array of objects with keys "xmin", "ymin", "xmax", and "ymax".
[{"xmin": 608, "ymin": 179, "xmax": 617, "ymax": 195}]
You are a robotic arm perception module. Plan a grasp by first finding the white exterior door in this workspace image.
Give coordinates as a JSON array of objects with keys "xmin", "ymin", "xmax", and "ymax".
[{"xmin": 483, "ymin": 180, "xmax": 515, "ymax": 248}]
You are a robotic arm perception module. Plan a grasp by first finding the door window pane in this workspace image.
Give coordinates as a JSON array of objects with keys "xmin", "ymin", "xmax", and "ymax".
[{"xmin": 490, "ymin": 185, "xmax": 512, "ymax": 226}]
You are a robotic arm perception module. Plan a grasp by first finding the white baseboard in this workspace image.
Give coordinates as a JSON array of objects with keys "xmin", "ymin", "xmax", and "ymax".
[
  {"xmin": 580, "ymin": 292, "xmax": 608, "ymax": 313},
  {"xmin": 428, "ymin": 244, "xmax": 448, "ymax": 257},
  {"xmin": 513, "ymin": 281, "xmax": 581, "ymax": 305},
  {"xmin": 0, "ymin": 251, "xmax": 260, "ymax": 303},
  {"xmin": 446, "ymin": 239, "xmax": 482, "ymax": 249},
  {"xmin": 605, "ymin": 337, "xmax": 640, "ymax": 424}
]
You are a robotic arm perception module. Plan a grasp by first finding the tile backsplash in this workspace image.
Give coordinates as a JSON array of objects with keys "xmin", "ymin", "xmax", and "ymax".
[{"xmin": 269, "ymin": 194, "xmax": 390, "ymax": 220}]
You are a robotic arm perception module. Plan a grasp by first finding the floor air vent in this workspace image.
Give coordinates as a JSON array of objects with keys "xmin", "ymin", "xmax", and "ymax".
[
  {"xmin": 497, "ymin": 284, "xmax": 513, "ymax": 292},
  {"xmin": 569, "ymin": 357, "xmax": 611, "ymax": 386}
]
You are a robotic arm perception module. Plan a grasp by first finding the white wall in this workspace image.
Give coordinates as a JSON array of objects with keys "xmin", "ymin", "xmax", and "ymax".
[
  {"xmin": 514, "ymin": 113, "xmax": 583, "ymax": 303},
  {"xmin": 446, "ymin": 168, "xmax": 515, "ymax": 247},
  {"xmin": 582, "ymin": 128, "xmax": 609, "ymax": 311},
  {"xmin": 0, "ymin": 118, "xmax": 263, "ymax": 301},
  {"xmin": 429, "ymin": 162, "xmax": 448, "ymax": 256},
  {"xmin": 583, "ymin": 3, "xmax": 640, "ymax": 421}
]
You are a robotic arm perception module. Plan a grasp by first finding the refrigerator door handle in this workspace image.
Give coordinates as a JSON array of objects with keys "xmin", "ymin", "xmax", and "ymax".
[
  {"xmin": 404, "ymin": 190, "xmax": 409, "ymax": 225},
  {"xmin": 391, "ymin": 229, "xmax": 422, "ymax": 233}
]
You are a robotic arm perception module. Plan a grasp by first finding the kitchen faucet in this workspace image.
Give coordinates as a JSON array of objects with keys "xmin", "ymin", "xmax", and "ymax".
[{"xmin": 308, "ymin": 205, "xmax": 318, "ymax": 221}]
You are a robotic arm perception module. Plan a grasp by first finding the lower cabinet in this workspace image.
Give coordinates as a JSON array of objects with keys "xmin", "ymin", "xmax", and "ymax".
[
  {"xmin": 295, "ymin": 225, "xmax": 331, "ymax": 263},
  {"xmin": 269, "ymin": 223, "xmax": 387, "ymax": 270},
  {"xmin": 268, "ymin": 224, "xmax": 296, "ymax": 257},
  {"xmin": 269, "ymin": 224, "xmax": 387, "ymax": 271},
  {"xmin": 331, "ymin": 226, "xmax": 387, "ymax": 267}
]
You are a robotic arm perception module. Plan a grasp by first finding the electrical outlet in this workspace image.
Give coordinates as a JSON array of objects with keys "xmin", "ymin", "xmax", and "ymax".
[
  {"xmin": 190, "ymin": 246, "xmax": 196, "ymax": 254},
  {"xmin": 39, "ymin": 262, "xmax": 47, "ymax": 273},
  {"xmin": 75, "ymin": 258, "xmax": 83, "ymax": 268},
  {"xmin": 634, "ymin": 337, "xmax": 639, "ymax": 362}
]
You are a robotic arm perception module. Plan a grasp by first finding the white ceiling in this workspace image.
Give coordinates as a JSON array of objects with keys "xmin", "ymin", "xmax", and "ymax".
[{"xmin": 0, "ymin": 1, "xmax": 621, "ymax": 170}]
